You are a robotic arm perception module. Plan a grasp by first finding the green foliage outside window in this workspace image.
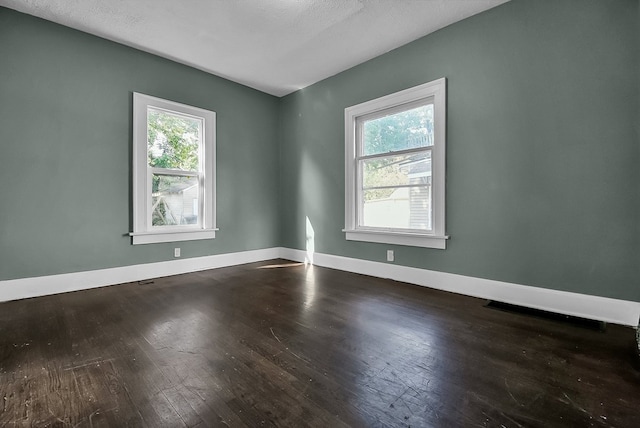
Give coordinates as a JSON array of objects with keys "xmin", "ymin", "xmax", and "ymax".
[{"xmin": 147, "ymin": 108, "xmax": 200, "ymax": 171}]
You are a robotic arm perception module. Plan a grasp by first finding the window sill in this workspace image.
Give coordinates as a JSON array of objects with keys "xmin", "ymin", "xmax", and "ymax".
[
  {"xmin": 343, "ymin": 229, "xmax": 449, "ymax": 249},
  {"xmin": 130, "ymin": 229, "xmax": 218, "ymax": 245}
]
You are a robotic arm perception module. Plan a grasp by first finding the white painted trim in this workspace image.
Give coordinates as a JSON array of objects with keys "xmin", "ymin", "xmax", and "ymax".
[
  {"xmin": 130, "ymin": 229, "xmax": 217, "ymax": 245},
  {"xmin": 3, "ymin": 246, "xmax": 638, "ymax": 327},
  {"xmin": 0, "ymin": 248, "xmax": 280, "ymax": 303},
  {"xmin": 344, "ymin": 229, "xmax": 448, "ymax": 249},
  {"xmin": 344, "ymin": 78, "xmax": 447, "ymax": 249},
  {"xmin": 132, "ymin": 92, "xmax": 217, "ymax": 245},
  {"xmin": 280, "ymin": 248, "xmax": 640, "ymax": 327}
]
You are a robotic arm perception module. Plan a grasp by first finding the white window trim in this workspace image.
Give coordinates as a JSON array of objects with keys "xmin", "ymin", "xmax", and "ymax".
[
  {"xmin": 343, "ymin": 78, "xmax": 448, "ymax": 249},
  {"xmin": 130, "ymin": 93, "xmax": 217, "ymax": 245}
]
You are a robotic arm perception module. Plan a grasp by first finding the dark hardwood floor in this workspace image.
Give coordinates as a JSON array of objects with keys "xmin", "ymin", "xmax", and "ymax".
[{"xmin": 1, "ymin": 260, "xmax": 639, "ymax": 427}]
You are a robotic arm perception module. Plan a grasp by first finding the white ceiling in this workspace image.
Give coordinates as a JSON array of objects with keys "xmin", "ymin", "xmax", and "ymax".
[{"xmin": 1, "ymin": 0, "xmax": 510, "ymax": 97}]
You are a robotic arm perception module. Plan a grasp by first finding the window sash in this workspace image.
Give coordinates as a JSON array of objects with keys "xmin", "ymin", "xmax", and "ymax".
[
  {"xmin": 147, "ymin": 170, "xmax": 204, "ymax": 231},
  {"xmin": 145, "ymin": 109, "xmax": 205, "ymax": 230},
  {"xmin": 356, "ymin": 98, "xmax": 434, "ymax": 159}
]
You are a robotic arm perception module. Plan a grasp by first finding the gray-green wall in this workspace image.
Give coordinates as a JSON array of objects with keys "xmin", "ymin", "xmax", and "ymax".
[
  {"xmin": 0, "ymin": 8, "xmax": 280, "ymax": 280},
  {"xmin": 279, "ymin": 0, "xmax": 640, "ymax": 301},
  {"xmin": 2, "ymin": 1, "xmax": 639, "ymax": 303}
]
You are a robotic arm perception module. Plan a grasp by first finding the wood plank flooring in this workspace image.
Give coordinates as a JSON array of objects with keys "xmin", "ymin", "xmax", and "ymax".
[{"xmin": 1, "ymin": 259, "xmax": 639, "ymax": 427}]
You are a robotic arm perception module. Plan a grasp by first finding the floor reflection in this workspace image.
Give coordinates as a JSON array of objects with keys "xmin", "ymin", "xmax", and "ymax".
[
  {"xmin": 144, "ymin": 307, "xmax": 214, "ymax": 354},
  {"xmin": 303, "ymin": 264, "xmax": 316, "ymax": 310},
  {"xmin": 257, "ymin": 262, "xmax": 305, "ymax": 269}
]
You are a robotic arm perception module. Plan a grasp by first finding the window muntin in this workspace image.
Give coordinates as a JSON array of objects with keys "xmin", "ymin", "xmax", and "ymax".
[
  {"xmin": 344, "ymin": 78, "xmax": 447, "ymax": 249},
  {"xmin": 131, "ymin": 93, "xmax": 216, "ymax": 245}
]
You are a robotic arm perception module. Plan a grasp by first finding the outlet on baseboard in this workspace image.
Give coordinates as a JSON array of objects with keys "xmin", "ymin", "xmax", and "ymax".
[
  {"xmin": 174, "ymin": 248, "xmax": 181, "ymax": 258},
  {"xmin": 386, "ymin": 250, "xmax": 394, "ymax": 262}
]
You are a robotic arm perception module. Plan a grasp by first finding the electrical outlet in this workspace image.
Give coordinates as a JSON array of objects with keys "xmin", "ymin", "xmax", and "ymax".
[
  {"xmin": 174, "ymin": 248, "xmax": 181, "ymax": 258},
  {"xmin": 386, "ymin": 250, "xmax": 394, "ymax": 262}
]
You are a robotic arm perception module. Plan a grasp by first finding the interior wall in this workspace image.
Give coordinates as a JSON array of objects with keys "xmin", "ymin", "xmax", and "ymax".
[
  {"xmin": 0, "ymin": 8, "xmax": 281, "ymax": 281},
  {"xmin": 279, "ymin": 0, "xmax": 640, "ymax": 301},
  {"xmin": 1, "ymin": 1, "xmax": 638, "ymax": 304}
]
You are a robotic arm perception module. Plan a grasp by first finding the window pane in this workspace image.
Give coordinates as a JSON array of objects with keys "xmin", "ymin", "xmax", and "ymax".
[
  {"xmin": 362, "ymin": 103, "xmax": 433, "ymax": 156},
  {"xmin": 152, "ymin": 174, "xmax": 199, "ymax": 226},
  {"xmin": 361, "ymin": 186, "xmax": 432, "ymax": 231},
  {"xmin": 362, "ymin": 151, "xmax": 431, "ymax": 189},
  {"xmin": 147, "ymin": 108, "xmax": 201, "ymax": 170}
]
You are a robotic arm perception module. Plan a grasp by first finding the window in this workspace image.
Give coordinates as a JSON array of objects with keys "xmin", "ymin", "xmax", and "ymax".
[
  {"xmin": 130, "ymin": 93, "xmax": 216, "ymax": 245},
  {"xmin": 344, "ymin": 78, "xmax": 448, "ymax": 249}
]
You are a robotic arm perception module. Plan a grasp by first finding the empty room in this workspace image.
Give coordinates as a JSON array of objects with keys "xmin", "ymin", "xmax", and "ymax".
[{"xmin": 1, "ymin": 0, "xmax": 639, "ymax": 426}]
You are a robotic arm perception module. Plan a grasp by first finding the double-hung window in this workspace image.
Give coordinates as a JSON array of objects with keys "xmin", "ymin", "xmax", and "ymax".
[
  {"xmin": 344, "ymin": 78, "xmax": 448, "ymax": 249},
  {"xmin": 131, "ymin": 93, "xmax": 216, "ymax": 245}
]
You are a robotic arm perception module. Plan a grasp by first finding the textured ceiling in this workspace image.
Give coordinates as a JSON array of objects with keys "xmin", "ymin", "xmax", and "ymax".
[{"xmin": 0, "ymin": 0, "xmax": 510, "ymax": 96}]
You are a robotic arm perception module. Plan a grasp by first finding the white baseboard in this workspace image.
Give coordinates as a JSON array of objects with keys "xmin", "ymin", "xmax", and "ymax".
[
  {"xmin": 280, "ymin": 248, "xmax": 640, "ymax": 327},
  {"xmin": 2, "ymin": 246, "xmax": 638, "ymax": 327},
  {"xmin": 0, "ymin": 248, "xmax": 281, "ymax": 303}
]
